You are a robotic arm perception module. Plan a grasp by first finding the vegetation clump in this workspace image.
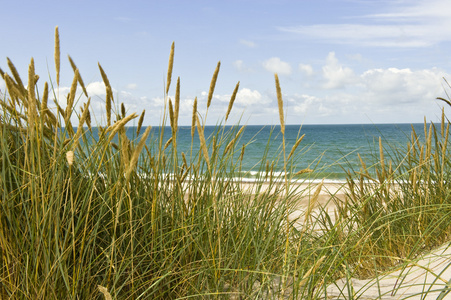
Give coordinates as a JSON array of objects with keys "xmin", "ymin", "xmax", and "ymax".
[{"xmin": 0, "ymin": 27, "xmax": 450, "ymax": 299}]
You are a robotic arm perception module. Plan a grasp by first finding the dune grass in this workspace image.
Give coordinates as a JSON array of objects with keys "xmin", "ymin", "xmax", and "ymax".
[{"xmin": 0, "ymin": 28, "xmax": 450, "ymax": 299}]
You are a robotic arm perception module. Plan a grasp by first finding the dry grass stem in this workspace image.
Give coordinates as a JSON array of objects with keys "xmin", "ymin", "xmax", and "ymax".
[
  {"xmin": 97, "ymin": 285, "xmax": 112, "ymax": 300},
  {"xmin": 68, "ymin": 55, "xmax": 88, "ymax": 97},
  {"xmin": 65, "ymin": 69, "xmax": 79, "ymax": 121},
  {"xmin": 27, "ymin": 58, "xmax": 37, "ymax": 126},
  {"xmin": 191, "ymin": 97, "xmax": 197, "ymax": 139},
  {"xmin": 207, "ymin": 61, "xmax": 221, "ymax": 109},
  {"xmin": 169, "ymin": 98, "xmax": 175, "ymax": 132},
  {"xmin": 166, "ymin": 42, "xmax": 175, "ymax": 94},
  {"xmin": 54, "ymin": 26, "xmax": 60, "ymax": 86},
  {"xmin": 7, "ymin": 57, "xmax": 26, "ymax": 95},
  {"xmin": 224, "ymin": 126, "xmax": 245, "ymax": 154},
  {"xmin": 226, "ymin": 81, "xmax": 239, "ymax": 121},
  {"xmin": 196, "ymin": 116, "xmax": 210, "ymax": 168},
  {"xmin": 66, "ymin": 150, "xmax": 74, "ymax": 166},
  {"xmin": 175, "ymin": 77, "xmax": 180, "ymax": 130},
  {"xmin": 164, "ymin": 137, "xmax": 173, "ymax": 151},
  {"xmin": 274, "ymin": 74, "xmax": 285, "ymax": 134},
  {"xmin": 72, "ymin": 98, "xmax": 91, "ymax": 150},
  {"xmin": 137, "ymin": 109, "xmax": 145, "ymax": 135},
  {"xmin": 295, "ymin": 168, "xmax": 313, "ymax": 175},
  {"xmin": 287, "ymin": 134, "xmax": 305, "ymax": 160},
  {"xmin": 126, "ymin": 126, "xmax": 151, "ymax": 179}
]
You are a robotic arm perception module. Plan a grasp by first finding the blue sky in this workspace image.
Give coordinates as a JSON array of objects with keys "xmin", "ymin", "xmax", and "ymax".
[{"xmin": 1, "ymin": 0, "xmax": 451, "ymax": 125}]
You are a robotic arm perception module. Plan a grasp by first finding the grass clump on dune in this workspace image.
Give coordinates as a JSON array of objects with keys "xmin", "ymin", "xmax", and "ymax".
[{"xmin": 1, "ymin": 27, "xmax": 451, "ymax": 299}]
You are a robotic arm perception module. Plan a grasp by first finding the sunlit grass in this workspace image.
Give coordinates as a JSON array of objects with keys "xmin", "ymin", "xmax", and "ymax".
[{"xmin": 0, "ymin": 27, "xmax": 450, "ymax": 299}]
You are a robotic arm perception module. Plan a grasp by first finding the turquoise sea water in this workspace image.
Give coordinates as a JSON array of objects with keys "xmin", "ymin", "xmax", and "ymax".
[{"xmin": 96, "ymin": 123, "xmax": 426, "ymax": 183}]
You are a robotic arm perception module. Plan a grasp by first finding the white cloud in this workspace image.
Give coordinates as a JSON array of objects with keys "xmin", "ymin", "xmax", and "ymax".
[
  {"xmin": 299, "ymin": 64, "xmax": 313, "ymax": 76},
  {"xmin": 86, "ymin": 81, "xmax": 107, "ymax": 96},
  {"xmin": 262, "ymin": 57, "xmax": 292, "ymax": 75},
  {"xmin": 277, "ymin": 0, "xmax": 451, "ymax": 47},
  {"xmin": 240, "ymin": 39, "xmax": 257, "ymax": 48},
  {"xmin": 236, "ymin": 88, "xmax": 263, "ymax": 106},
  {"xmin": 322, "ymin": 52, "xmax": 357, "ymax": 89},
  {"xmin": 233, "ymin": 60, "xmax": 253, "ymax": 72},
  {"xmin": 126, "ymin": 83, "xmax": 138, "ymax": 90}
]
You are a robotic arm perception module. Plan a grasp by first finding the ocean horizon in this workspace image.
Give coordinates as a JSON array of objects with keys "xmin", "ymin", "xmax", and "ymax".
[{"xmin": 81, "ymin": 122, "xmax": 428, "ymax": 182}]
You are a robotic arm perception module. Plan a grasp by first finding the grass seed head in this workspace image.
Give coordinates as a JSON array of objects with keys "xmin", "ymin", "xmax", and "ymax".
[
  {"xmin": 137, "ymin": 109, "xmax": 145, "ymax": 135},
  {"xmin": 68, "ymin": 55, "xmax": 88, "ymax": 97},
  {"xmin": 66, "ymin": 150, "xmax": 74, "ymax": 166},
  {"xmin": 226, "ymin": 81, "xmax": 239, "ymax": 121},
  {"xmin": 274, "ymin": 73, "xmax": 285, "ymax": 135},
  {"xmin": 166, "ymin": 42, "xmax": 175, "ymax": 94},
  {"xmin": 207, "ymin": 61, "xmax": 221, "ymax": 109},
  {"xmin": 54, "ymin": 26, "xmax": 60, "ymax": 86},
  {"xmin": 191, "ymin": 97, "xmax": 197, "ymax": 139}
]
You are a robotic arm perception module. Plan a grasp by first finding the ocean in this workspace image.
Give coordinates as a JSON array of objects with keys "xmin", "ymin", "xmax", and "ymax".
[{"xmin": 98, "ymin": 123, "xmax": 426, "ymax": 183}]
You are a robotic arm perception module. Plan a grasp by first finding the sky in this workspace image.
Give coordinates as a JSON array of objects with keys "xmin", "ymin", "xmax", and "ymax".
[{"xmin": 1, "ymin": 0, "xmax": 451, "ymax": 126}]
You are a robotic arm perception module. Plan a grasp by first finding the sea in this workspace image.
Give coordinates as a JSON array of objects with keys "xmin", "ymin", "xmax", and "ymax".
[{"xmin": 101, "ymin": 123, "xmax": 427, "ymax": 183}]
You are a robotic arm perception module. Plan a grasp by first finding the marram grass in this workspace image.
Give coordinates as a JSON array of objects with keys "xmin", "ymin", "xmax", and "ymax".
[{"xmin": 0, "ymin": 28, "xmax": 450, "ymax": 299}]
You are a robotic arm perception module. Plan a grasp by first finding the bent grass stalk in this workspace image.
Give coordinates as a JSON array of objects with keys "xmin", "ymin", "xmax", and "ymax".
[{"xmin": 1, "ymin": 30, "xmax": 451, "ymax": 300}]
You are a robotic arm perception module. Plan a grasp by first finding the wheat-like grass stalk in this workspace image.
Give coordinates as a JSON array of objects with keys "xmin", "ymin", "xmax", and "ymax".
[
  {"xmin": 298, "ymin": 256, "xmax": 326, "ymax": 286},
  {"xmin": 7, "ymin": 58, "xmax": 26, "ymax": 96},
  {"xmin": 224, "ymin": 126, "xmax": 245, "ymax": 154},
  {"xmin": 66, "ymin": 150, "xmax": 74, "ymax": 166},
  {"xmin": 54, "ymin": 26, "xmax": 60, "ymax": 86},
  {"xmin": 68, "ymin": 55, "xmax": 88, "ymax": 97},
  {"xmin": 274, "ymin": 74, "xmax": 285, "ymax": 135},
  {"xmin": 121, "ymin": 102, "xmax": 126, "ymax": 118},
  {"xmin": 65, "ymin": 69, "xmax": 79, "ymax": 123},
  {"xmin": 207, "ymin": 61, "xmax": 221, "ymax": 109},
  {"xmin": 136, "ymin": 109, "xmax": 145, "ymax": 135},
  {"xmin": 239, "ymin": 143, "xmax": 245, "ymax": 162},
  {"xmin": 287, "ymin": 134, "xmax": 305, "ymax": 161},
  {"xmin": 196, "ymin": 116, "xmax": 210, "ymax": 169},
  {"xmin": 166, "ymin": 42, "xmax": 175, "ymax": 94},
  {"xmin": 295, "ymin": 168, "xmax": 312, "ymax": 175},
  {"xmin": 168, "ymin": 98, "xmax": 175, "ymax": 133},
  {"xmin": 98, "ymin": 63, "xmax": 113, "ymax": 126},
  {"xmin": 191, "ymin": 97, "xmax": 197, "ymax": 139},
  {"xmin": 164, "ymin": 137, "xmax": 173, "ymax": 151},
  {"xmin": 125, "ymin": 126, "xmax": 151, "ymax": 181},
  {"xmin": 107, "ymin": 113, "xmax": 138, "ymax": 143},
  {"xmin": 3, "ymin": 73, "xmax": 22, "ymax": 104},
  {"xmin": 81, "ymin": 101, "xmax": 91, "ymax": 130},
  {"xmin": 226, "ymin": 81, "xmax": 239, "ymax": 121},
  {"xmin": 27, "ymin": 58, "xmax": 37, "ymax": 127},
  {"xmin": 72, "ymin": 97, "xmax": 91, "ymax": 150},
  {"xmin": 174, "ymin": 77, "xmax": 180, "ymax": 132}
]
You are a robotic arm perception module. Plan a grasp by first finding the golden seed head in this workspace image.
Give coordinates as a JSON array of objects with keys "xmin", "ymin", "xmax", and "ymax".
[
  {"xmin": 196, "ymin": 116, "xmax": 210, "ymax": 168},
  {"xmin": 287, "ymin": 134, "xmax": 305, "ymax": 161},
  {"xmin": 274, "ymin": 73, "xmax": 285, "ymax": 135},
  {"xmin": 97, "ymin": 285, "xmax": 112, "ymax": 300},
  {"xmin": 168, "ymin": 98, "xmax": 175, "ymax": 132},
  {"xmin": 191, "ymin": 97, "xmax": 197, "ymax": 139},
  {"xmin": 121, "ymin": 102, "xmax": 126, "ymax": 118},
  {"xmin": 7, "ymin": 57, "xmax": 26, "ymax": 95},
  {"xmin": 174, "ymin": 77, "xmax": 180, "ymax": 130},
  {"xmin": 66, "ymin": 150, "xmax": 74, "ymax": 166},
  {"xmin": 226, "ymin": 81, "xmax": 239, "ymax": 121},
  {"xmin": 68, "ymin": 55, "xmax": 88, "ymax": 97},
  {"xmin": 164, "ymin": 136, "xmax": 173, "ymax": 151},
  {"xmin": 137, "ymin": 109, "xmax": 145, "ymax": 135},
  {"xmin": 54, "ymin": 26, "xmax": 60, "ymax": 86},
  {"xmin": 207, "ymin": 61, "xmax": 221, "ymax": 109},
  {"xmin": 27, "ymin": 58, "xmax": 37, "ymax": 126},
  {"xmin": 125, "ymin": 126, "xmax": 151, "ymax": 180},
  {"xmin": 166, "ymin": 42, "xmax": 175, "ymax": 94}
]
